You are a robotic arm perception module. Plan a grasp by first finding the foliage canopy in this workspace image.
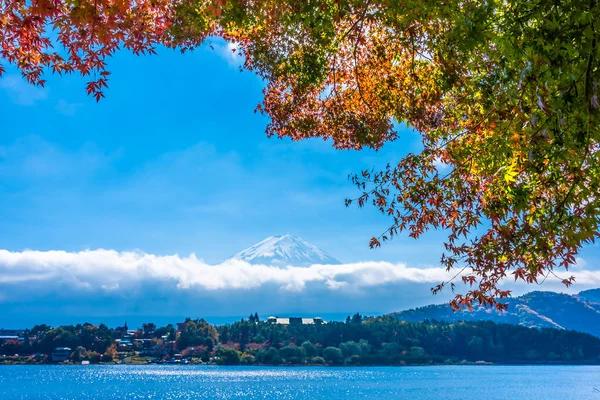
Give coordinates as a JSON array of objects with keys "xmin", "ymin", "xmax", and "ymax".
[{"xmin": 2, "ymin": 0, "xmax": 600, "ymax": 309}]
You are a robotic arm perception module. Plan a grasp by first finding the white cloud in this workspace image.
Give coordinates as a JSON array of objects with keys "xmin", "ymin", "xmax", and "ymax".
[
  {"xmin": 214, "ymin": 41, "xmax": 244, "ymax": 67},
  {"xmin": 573, "ymin": 257, "xmax": 588, "ymax": 269},
  {"xmin": 432, "ymin": 155, "xmax": 450, "ymax": 171},
  {"xmin": 1, "ymin": 248, "xmax": 598, "ymax": 299},
  {"xmin": 0, "ymin": 248, "xmax": 450, "ymax": 293},
  {"xmin": 0, "ymin": 135, "xmax": 117, "ymax": 182},
  {"xmin": 1, "ymin": 248, "xmax": 598, "ymax": 325},
  {"xmin": 0, "ymin": 75, "xmax": 48, "ymax": 105},
  {"xmin": 0, "ymin": 248, "xmax": 457, "ymax": 321},
  {"xmin": 55, "ymin": 99, "xmax": 82, "ymax": 116}
]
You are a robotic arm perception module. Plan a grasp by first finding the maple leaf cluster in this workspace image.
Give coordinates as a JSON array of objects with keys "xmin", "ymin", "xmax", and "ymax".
[{"xmin": 0, "ymin": 0, "xmax": 198, "ymax": 100}]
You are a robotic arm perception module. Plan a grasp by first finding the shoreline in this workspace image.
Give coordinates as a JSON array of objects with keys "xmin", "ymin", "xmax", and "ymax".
[{"xmin": 2, "ymin": 361, "xmax": 600, "ymax": 367}]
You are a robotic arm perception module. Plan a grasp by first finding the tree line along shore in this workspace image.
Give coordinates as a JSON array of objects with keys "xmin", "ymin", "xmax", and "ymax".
[{"xmin": 1, "ymin": 314, "xmax": 599, "ymax": 366}]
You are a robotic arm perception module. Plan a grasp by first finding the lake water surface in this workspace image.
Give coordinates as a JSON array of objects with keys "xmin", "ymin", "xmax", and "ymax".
[{"xmin": 0, "ymin": 365, "xmax": 598, "ymax": 399}]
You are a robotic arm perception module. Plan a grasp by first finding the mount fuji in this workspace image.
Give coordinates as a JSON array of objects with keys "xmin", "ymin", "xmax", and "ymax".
[{"xmin": 229, "ymin": 234, "xmax": 341, "ymax": 267}]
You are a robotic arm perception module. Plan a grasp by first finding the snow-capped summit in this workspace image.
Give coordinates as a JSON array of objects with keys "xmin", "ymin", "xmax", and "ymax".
[{"xmin": 229, "ymin": 234, "xmax": 341, "ymax": 267}]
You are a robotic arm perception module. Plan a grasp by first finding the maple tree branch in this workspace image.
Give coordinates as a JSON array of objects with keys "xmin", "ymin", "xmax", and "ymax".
[{"xmin": 337, "ymin": 1, "xmax": 371, "ymax": 44}]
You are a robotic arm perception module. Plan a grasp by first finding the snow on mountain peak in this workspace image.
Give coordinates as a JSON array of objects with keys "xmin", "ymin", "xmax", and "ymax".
[{"xmin": 229, "ymin": 234, "xmax": 341, "ymax": 267}]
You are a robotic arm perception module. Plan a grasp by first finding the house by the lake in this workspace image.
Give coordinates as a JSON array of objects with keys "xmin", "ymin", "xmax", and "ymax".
[
  {"xmin": 51, "ymin": 347, "xmax": 72, "ymax": 362},
  {"xmin": 265, "ymin": 316, "xmax": 326, "ymax": 325}
]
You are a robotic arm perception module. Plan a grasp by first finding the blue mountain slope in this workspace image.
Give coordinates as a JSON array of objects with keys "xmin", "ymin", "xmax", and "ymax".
[{"xmin": 390, "ymin": 290, "xmax": 600, "ymax": 337}]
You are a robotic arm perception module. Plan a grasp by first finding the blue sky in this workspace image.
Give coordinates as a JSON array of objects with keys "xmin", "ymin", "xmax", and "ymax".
[
  {"xmin": 1, "ymin": 42, "xmax": 599, "ymax": 327},
  {"xmin": 0, "ymin": 42, "xmax": 447, "ymax": 266}
]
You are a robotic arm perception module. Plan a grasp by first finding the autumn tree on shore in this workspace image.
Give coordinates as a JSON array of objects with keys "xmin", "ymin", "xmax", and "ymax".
[{"xmin": 2, "ymin": 0, "xmax": 599, "ymax": 309}]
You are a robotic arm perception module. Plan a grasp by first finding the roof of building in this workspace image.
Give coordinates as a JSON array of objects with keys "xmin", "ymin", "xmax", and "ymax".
[{"xmin": 266, "ymin": 316, "xmax": 326, "ymax": 325}]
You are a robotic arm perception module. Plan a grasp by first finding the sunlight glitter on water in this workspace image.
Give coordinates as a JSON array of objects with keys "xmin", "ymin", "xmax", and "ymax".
[{"xmin": 1, "ymin": 365, "xmax": 599, "ymax": 400}]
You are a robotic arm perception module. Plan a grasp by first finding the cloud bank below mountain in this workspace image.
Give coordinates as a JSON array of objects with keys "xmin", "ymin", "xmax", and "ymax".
[
  {"xmin": 1, "ymin": 248, "xmax": 599, "ymax": 327},
  {"xmin": 0, "ymin": 248, "xmax": 450, "ymax": 291}
]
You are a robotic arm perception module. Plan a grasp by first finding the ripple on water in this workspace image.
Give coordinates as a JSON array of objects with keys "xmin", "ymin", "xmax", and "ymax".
[{"xmin": 1, "ymin": 365, "xmax": 599, "ymax": 400}]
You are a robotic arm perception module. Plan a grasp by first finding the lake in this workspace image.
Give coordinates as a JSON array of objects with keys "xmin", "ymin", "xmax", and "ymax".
[{"xmin": 0, "ymin": 365, "xmax": 598, "ymax": 399}]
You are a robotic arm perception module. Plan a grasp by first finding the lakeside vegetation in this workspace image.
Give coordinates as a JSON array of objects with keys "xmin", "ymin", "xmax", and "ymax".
[{"xmin": 2, "ymin": 315, "xmax": 600, "ymax": 366}]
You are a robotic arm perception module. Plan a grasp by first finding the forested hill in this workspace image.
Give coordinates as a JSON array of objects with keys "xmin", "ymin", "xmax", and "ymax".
[
  {"xmin": 390, "ymin": 290, "xmax": 600, "ymax": 337},
  {"xmin": 2, "ymin": 316, "xmax": 600, "ymax": 365}
]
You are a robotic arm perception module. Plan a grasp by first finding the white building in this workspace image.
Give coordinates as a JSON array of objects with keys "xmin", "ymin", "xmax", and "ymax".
[
  {"xmin": 265, "ymin": 316, "xmax": 325, "ymax": 325},
  {"xmin": 51, "ymin": 347, "xmax": 71, "ymax": 362}
]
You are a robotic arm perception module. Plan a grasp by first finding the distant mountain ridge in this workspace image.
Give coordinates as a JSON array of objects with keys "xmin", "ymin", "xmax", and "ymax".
[
  {"xmin": 390, "ymin": 290, "xmax": 600, "ymax": 338},
  {"xmin": 579, "ymin": 288, "xmax": 600, "ymax": 304},
  {"xmin": 229, "ymin": 234, "xmax": 341, "ymax": 267}
]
